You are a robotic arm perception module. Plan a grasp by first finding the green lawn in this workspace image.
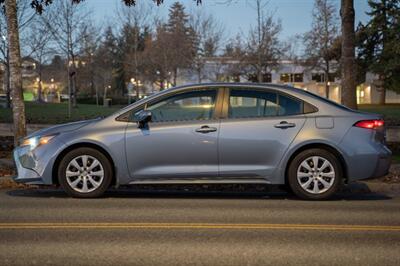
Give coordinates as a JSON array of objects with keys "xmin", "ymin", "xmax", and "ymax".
[
  {"xmin": 0, "ymin": 102, "xmax": 123, "ymax": 124},
  {"xmin": 358, "ymin": 104, "xmax": 400, "ymax": 126}
]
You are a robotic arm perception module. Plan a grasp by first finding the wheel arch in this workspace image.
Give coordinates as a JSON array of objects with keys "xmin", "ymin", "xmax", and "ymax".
[
  {"xmin": 52, "ymin": 142, "xmax": 117, "ymax": 186},
  {"xmin": 284, "ymin": 142, "xmax": 349, "ymax": 184}
]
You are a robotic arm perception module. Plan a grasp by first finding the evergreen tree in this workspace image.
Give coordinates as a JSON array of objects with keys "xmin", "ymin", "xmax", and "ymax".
[
  {"xmin": 165, "ymin": 2, "xmax": 196, "ymax": 85},
  {"xmin": 357, "ymin": 0, "xmax": 400, "ymax": 104}
]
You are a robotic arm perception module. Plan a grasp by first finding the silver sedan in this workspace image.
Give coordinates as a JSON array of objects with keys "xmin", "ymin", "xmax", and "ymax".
[{"xmin": 12, "ymin": 83, "xmax": 391, "ymax": 200}]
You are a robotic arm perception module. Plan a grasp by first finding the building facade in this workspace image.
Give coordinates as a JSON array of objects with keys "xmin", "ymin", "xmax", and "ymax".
[{"xmin": 175, "ymin": 58, "xmax": 400, "ymax": 105}]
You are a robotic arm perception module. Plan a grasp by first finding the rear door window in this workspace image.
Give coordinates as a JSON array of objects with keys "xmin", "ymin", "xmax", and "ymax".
[
  {"xmin": 229, "ymin": 89, "xmax": 278, "ymax": 118},
  {"xmin": 278, "ymin": 94, "xmax": 302, "ymax": 116},
  {"xmin": 228, "ymin": 88, "xmax": 305, "ymax": 118}
]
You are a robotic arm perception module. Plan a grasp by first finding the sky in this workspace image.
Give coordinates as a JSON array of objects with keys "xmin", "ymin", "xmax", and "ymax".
[{"xmin": 87, "ymin": 0, "xmax": 371, "ymax": 47}]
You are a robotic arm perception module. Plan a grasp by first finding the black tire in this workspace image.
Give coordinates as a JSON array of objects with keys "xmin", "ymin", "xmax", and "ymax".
[
  {"xmin": 287, "ymin": 148, "xmax": 343, "ymax": 200},
  {"xmin": 58, "ymin": 147, "xmax": 113, "ymax": 198}
]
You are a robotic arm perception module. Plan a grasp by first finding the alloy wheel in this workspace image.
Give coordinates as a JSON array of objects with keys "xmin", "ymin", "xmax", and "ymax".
[
  {"xmin": 65, "ymin": 155, "xmax": 105, "ymax": 193},
  {"xmin": 296, "ymin": 156, "xmax": 335, "ymax": 194}
]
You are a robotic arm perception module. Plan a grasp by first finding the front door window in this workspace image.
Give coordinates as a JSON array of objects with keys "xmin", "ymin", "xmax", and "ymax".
[{"xmin": 147, "ymin": 90, "xmax": 217, "ymax": 122}]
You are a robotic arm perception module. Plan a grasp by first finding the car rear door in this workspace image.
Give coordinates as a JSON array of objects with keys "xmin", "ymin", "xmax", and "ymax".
[
  {"xmin": 125, "ymin": 87, "xmax": 223, "ymax": 181},
  {"xmin": 218, "ymin": 87, "xmax": 306, "ymax": 180}
]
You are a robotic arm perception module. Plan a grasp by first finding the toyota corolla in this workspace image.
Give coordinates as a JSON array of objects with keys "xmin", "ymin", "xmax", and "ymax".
[{"xmin": 12, "ymin": 83, "xmax": 391, "ymax": 200}]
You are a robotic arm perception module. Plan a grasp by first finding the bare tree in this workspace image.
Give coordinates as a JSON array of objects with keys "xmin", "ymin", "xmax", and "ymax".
[
  {"xmin": 25, "ymin": 17, "xmax": 53, "ymax": 102},
  {"xmin": 245, "ymin": 0, "xmax": 284, "ymax": 83},
  {"xmin": 77, "ymin": 21, "xmax": 102, "ymax": 104},
  {"xmin": 3, "ymin": 0, "xmax": 26, "ymax": 145},
  {"xmin": 42, "ymin": 0, "xmax": 91, "ymax": 115},
  {"xmin": 0, "ymin": 0, "xmax": 35, "ymax": 108},
  {"xmin": 190, "ymin": 9, "xmax": 224, "ymax": 83},
  {"xmin": 340, "ymin": 0, "xmax": 357, "ymax": 109},
  {"xmin": 304, "ymin": 0, "xmax": 340, "ymax": 99},
  {"xmin": 116, "ymin": 1, "xmax": 155, "ymax": 98},
  {"xmin": 222, "ymin": 34, "xmax": 247, "ymax": 81}
]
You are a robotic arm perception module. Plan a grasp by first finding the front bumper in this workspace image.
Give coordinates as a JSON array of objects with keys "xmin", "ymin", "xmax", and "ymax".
[
  {"xmin": 12, "ymin": 138, "xmax": 66, "ymax": 185},
  {"xmin": 12, "ymin": 147, "xmax": 44, "ymax": 184}
]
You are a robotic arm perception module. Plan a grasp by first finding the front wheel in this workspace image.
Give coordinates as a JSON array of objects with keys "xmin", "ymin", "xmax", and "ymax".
[
  {"xmin": 287, "ymin": 149, "xmax": 343, "ymax": 200},
  {"xmin": 58, "ymin": 148, "xmax": 113, "ymax": 198}
]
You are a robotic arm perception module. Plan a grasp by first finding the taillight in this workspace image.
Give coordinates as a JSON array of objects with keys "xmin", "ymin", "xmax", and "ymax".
[{"xmin": 354, "ymin": 119, "xmax": 384, "ymax": 129}]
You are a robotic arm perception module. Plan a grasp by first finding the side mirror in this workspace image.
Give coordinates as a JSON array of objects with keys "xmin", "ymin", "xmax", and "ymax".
[{"xmin": 133, "ymin": 110, "xmax": 152, "ymax": 128}]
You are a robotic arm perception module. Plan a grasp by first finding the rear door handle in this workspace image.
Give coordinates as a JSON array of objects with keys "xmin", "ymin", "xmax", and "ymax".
[
  {"xmin": 274, "ymin": 121, "xmax": 296, "ymax": 129},
  {"xmin": 195, "ymin": 125, "xmax": 217, "ymax": 133}
]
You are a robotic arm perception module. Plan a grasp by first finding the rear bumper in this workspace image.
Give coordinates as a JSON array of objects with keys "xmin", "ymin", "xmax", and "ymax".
[
  {"xmin": 369, "ymin": 148, "xmax": 391, "ymax": 179},
  {"xmin": 347, "ymin": 145, "xmax": 392, "ymax": 182}
]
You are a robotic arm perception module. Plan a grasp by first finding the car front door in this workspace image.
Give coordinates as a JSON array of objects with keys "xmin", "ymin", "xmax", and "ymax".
[
  {"xmin": 125, "ymin": 88, "xmax": 222, "ymax": 181},
  {"xmin": 218, "ymin": 87, "xmax": 306, "ymax": 180}
]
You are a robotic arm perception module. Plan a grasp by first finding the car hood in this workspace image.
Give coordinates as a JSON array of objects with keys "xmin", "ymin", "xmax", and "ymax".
[{"xmin": 26, "ymin": 118, "xmax": 101, "ymax": 139}]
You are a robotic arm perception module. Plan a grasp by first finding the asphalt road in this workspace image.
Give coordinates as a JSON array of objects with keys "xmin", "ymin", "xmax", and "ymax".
[{"xmin": 0, "ymin": 187, "xmax": 400, "ymax": 266}]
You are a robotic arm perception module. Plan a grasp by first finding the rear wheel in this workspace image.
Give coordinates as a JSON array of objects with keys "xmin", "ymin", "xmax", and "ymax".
[
  {"xmin": 287, "ymin": 148, "xmax": 342, "ymax": 200},
  {"xmin": 58, "ymin": 148, "xmax": 112, "ymax": 198}
]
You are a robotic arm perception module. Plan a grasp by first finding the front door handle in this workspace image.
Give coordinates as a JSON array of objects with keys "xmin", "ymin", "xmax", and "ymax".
[
  {"xmin": 195, "ymin": 125, "xmax": 217, "ymax": 133},
  {"xmin": 274, "ymin": 121, "xmax": 296, "ymax": 129}
]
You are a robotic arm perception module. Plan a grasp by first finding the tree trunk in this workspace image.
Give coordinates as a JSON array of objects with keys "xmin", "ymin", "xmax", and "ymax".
[
  {"xmin": 37, "ymin": 78, "xmax": 43, "ymax": 102},
  {"xmin": 37, "ymin": 65, "xmax": 43, "ymax": 103},
  {"xmin": 340, "ymin": 0, "xmax": 357, "ymax": 109},
  {"xmin": 67, "ymin": 62, "xmax": 72, "ymax": 118},
  {"xmin": 70, "ymin": 54, "xmax": 77, "ymax": 108},
  {"xmin": 257, "ymin": 68, "xmax": 262, "ymax": 83},
  {"xmin": 324, "ymin": 69, "xmax": 330, "ymax": 99},
  {"xmin": 173, "ymin": 69, "xmax": 177, "ymax": 86},
  {"xmin": 378, "ymin": 87, "xmax": 386, "ymax": 105},
  {"xmin": 4, "ymin": 0, "xmax": 26, "ymax": 146},
  {"xmin": 4, "ymin": 62, "xmax": 11, "ymax": 108},
  {"xmin": 377, "ymin": 75, "xmax": 386, "ymax": 105},
  {"xmin": 72, "ymin": 73, "xmax": 77, "ymax": 107}
]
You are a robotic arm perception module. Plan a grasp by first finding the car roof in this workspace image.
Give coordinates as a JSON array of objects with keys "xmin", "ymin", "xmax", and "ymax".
[
  {"xmin": 110, "ymin": 82, "xmax": 353, "ymax": 119},
  {"xmin": 169, "ymin": 82, "xmax": 298, "ymax": 93}
]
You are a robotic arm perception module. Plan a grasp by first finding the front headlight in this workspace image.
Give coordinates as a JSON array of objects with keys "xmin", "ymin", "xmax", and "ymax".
[{"xmin": 20, "ymin": 134, "xmax": 58, "ymax": 150}]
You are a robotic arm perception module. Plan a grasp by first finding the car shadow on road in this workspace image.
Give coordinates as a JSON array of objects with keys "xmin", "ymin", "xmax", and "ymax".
[{"xmin": 5, "ymin": 185, "xmax": 393, "ymax": 201}]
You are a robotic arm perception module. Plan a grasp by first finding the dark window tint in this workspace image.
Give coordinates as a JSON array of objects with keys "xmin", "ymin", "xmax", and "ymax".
[
  {"xmin": 312, "ymin": 73, "xmax": 324, "ymax": 82},
  {"xmin": 248, "ymin": 73, "xmax": 272, "ymax": 83},
  {"xmin": 278, "ymin": 95, "xmax": 302, "ymax": 116},
  {"xmin": 280, "ymin": 73, "xmax": 303, "ymax": 83},
  {"xmin": 147, "ymin": 90, "xmax": 216, "ymax": 122},
  {"xmin": 293, "ymin": 73, "xmax": 303, "ymax": 82},
  {"xmin": 229, "ymin": 89, "xmax": 278, "ymax": 118}
]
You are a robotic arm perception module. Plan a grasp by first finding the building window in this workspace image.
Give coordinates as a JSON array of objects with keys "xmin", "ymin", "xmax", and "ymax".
[
  {"xmin": 280, "ymin": 73, "xmax": 303, "ymax": 83},
  {"xmin": 293, "ymin": 73, "xmax": 303, "ymax": 82},
  {"xmin": 247, "ymin": 73, "xmax": 272, "ymax": 83},
  {"xmin": 311, "ymin": 73, "xmax": 335, "ymax": 83},
  {"xmin": 312, "ymin": 73, "xmax": 324, "ymax": 83},
  {"xmin": 280, "ymin": 73, "xmax": 290, "ymax": 82}
]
